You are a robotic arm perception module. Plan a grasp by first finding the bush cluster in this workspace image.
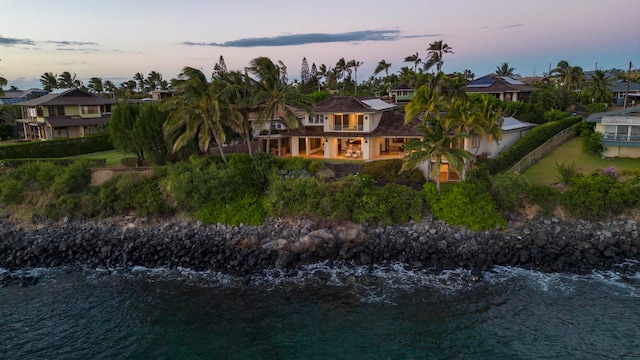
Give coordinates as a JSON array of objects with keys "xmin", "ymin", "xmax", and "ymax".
[
  {"xmin": 562, "ymin": 171, "xmax": 640, "ymax": 219},
  {"xmin": 264, "ymin": 174, "xmax": 423, "ymax": 225},
  {"xmin": 424, "ymin": 181, "xmax": 506, "ymax": 231},
  {"xmin": 361, "ymin": 159, "xmax": 425, "ymax": 189},
  {"xmin": 99, "ymin": 172, "xmax": 170, "ymax": 216}
]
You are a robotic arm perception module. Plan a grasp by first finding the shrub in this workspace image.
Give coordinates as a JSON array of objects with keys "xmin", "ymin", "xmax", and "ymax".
[
  {"xmin": 424, "ymin": 181, "xmax": 506, "ymax": 231},
  {"xmin": 489, "ymin": 172, "xmax": 531, "ymax": 211},
  {"xmin": 263, "ymin": 176, "xmax": 328, "ymax": 218},
  {"xmin": 586, "ymin": 102, "xmax": 608, "ymax": 114},
  {"xmin": 561, "ymin": 171, "xmax": 638, "ymax": 219},
  {"xmin": 544, "ymin": 109, "xmax": 570, "ymax": 122},
  {"xmin": 556, "ymin": 160, "xmax": 578, "ymax": 185},
  {"xmin": 582, "ymin": 131, "xmax": 602, "ymax": 154},
  {"xmin": 361, "ymin": 159, "xmax": 425, "ymax": 189},
  {"xmin": 194, "ymin": 194, "xmax": 266, "ymax": 226},
  {"xmin": 51, "ymin": 160, "xmax": 93, "ymax": 194},
  {"xmin": 99, "ymin": 172, "xmax": 169, "ymax": 216}
]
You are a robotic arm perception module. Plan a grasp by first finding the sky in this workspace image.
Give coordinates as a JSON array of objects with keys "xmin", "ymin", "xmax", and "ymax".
[{"xmin": 1, "ymin": 0, "xmax": 638, "ymax": 90}]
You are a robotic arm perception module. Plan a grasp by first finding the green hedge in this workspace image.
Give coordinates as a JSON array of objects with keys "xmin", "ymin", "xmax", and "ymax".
[
  {"xmin": 1, "ymin": 158, "xmax": 106, "ymax": 168},
  {"xmin": 0, "ymin": 135, "xmax": 113, "ymax": 160},
  {"xmin": 483, "ymin": 116, "xmax": 582, "ymax": 174}
]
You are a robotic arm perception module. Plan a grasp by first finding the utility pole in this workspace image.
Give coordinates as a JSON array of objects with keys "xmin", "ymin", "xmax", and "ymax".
[{"xmin": 624, "ymin": 61, "xmax": 632, "ymax": 108}]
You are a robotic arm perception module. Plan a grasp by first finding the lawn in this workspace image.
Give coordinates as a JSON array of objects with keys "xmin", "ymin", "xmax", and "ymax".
[
  {"xmin": 523, "ymin": 137, "xmax": 640, "ymax": 185},
  {"xmin": 63, "ymin": 150, "xmax": 131, "ymax": 166}
]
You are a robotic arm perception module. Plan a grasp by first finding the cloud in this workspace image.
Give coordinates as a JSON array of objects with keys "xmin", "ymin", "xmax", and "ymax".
[
  {"xmin": 500, "ymin": 24, "xmax": 524, "ymax": 29},
  {"xmin": 183, "ymin": 29, "xmax": 434, "ymax": 48},
  {"xmin": 0, "ymin": 35, "xmax": 35, "ymax": 46},
  {"xmin": 45, "ymin": 40, "xmax": 99, "ymax": 47}
]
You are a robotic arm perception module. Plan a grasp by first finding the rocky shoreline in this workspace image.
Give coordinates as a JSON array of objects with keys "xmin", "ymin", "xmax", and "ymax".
[{"xmin": 1, "ymin": 215, "xmax": 639, "ymax": 286}]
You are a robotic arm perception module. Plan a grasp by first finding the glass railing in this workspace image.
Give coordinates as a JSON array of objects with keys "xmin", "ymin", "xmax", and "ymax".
[{"xmin": 602, "ymin": 134, "xmax": 640, "ymax": 143}]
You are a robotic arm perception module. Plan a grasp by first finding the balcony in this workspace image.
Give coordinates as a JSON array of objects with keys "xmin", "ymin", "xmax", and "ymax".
[{"xmin": 602, "ymin": 134, "xmax": 640, "ymax": 146}]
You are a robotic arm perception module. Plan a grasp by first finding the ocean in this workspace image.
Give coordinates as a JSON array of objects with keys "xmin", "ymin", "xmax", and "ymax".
[{"xmin": 1, "ymin": 262, "xmax": 639, "ymax": 359}]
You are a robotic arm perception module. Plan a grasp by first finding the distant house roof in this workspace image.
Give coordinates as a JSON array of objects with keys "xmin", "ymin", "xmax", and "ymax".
[
  {"xmin": 390, "ymin": 83, "xmax": 413, "ymax": 91},
  {"xmin": 0, "ymin": 88, "xmax": 49, "ymax": 105},
  {"xmin": 607, "ymin": 80, "xmax": 640, "ymax": 92},
  {"xmin": 584, "ymin": 71, "xmax": 618, "ymax": 81},
  {"xmin": 501, "ymin": 117, "xmax": 537, "ymax": 131},
  {"xmin": 313, "ymin": 96, "xmax": 396, "ymax": 113},
  {"xmin": 586, "ymin": 105, "xmax": 640, "ymax": 123},
  {"xmin": 516, "ymin": 76, "xmax": 549, "ymax": 85},
  {"xmin": 16, "ymin": 88, "xmax": 115, "ymax": 106},
  {"xmin": 466, "ymin": 74, "xmax": 536, "ymax": 93},
  {"xmin": 248, "ymin": 104, "xmax": 308, "ymax": 120}
]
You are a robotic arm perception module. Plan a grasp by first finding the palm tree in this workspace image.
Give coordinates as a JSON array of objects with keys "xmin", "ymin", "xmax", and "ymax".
[
  {"xmin": 134, "ymin": 72, "xmax": 146, "ymax": 93},
  {"xmin": 103, "ymin": 80, "xmax": 116, "ymax": 98},
  {"xmin": 146, "ymin": 71, "xmax": 164, "ymax": 91},
  {"xmin": 404, "ymin": 52, "xmax": 422, "ymax": 72},
  {"xmin": 552, "ymin": 60, "xmax": 585, "ymax": 91},
  {"xmin": 218, "ymin": 70, "xmax": 257, "ymax": 156},
  {"xmin": 58, "ymin": 71, "xmax": 82, "ymax": 88},
  {"xmin": 402, "ymin": 87, "xmax": 472, "ymax": 193},
  {"xmin": 346, "ymin": 60, "xmax": 363, "ymax": 94},
  {"xmin": 463, "ymin": 69, "xmax": 475, "ymax": 82},
  {"xmin": 441, "ymin": 75, "xmax": 467, "ymax": 102},
  {"xmin": 247, "ymin": 56, "xmax": 312, "ymax": 153},
  {"xmin": 0, "ymin": 76, "xmax": 7, "ymax": 96},
  {"xmin": 585, "ymin": 69, "xmax": 613, "ymax": 104},
  {"xmin": 40, "ymin": 72, "xmax": 58, "ymax": 91},
  {"xmin": 471, "ymin": 94, "xmax": 503, "ymax": 158},
  {"xmin": 496, "ymin": 62, "xmax": 515, "ymax": 77},
  {"xmin": 88, "ymin": 77, "xmax": 104, "ymax": 95},
  {"xmin": 373, "ymin": 59, "xmax": 392, "ymax": 78},
  {"xmin": 426, "ymin": 40, "xmax": 454, "ymax": 73},
  {"xmin": 162, "ymin": 66, "xmax": 228, "ymax": 162}
]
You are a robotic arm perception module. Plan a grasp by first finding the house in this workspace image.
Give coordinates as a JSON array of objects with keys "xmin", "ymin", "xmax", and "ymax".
[
  {"xmin": 388, "ymin": 83, "xmax": 416, "ymax": 103},
  {"xmin": 284, "ymin": 97, "xmax": 422, "ymax": 162},
  {"xmin": 586, "ymin": 105, "xmax": 640, "ymax": 158},
  {"xmin": 151, "ymin": 89, "xmax": 176, "ymax": 101},
  {"xmin": 466, "ymin": 74, "xmax": 536, "ymax": 102},
  {"xmin": 16, "ymin": 88, "xmax": 115, "ymax": 140},
  {"xmin": 516, "ymin": 76, "xmax": 550, "ymax": 86},
  {"xmin": 0, "ymin": 88, "xmax": 48, "ymax": 105},
  {"xmin": 248, "ymin": 105, "xmax": 310, "ymax": 156},
  {"xmin": 607, "ymin": 80, "xmax": 640, "ymax": 107}
]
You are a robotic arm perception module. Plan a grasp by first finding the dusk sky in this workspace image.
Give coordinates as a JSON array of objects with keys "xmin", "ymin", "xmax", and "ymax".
[{"xmin": 1, "ymin": 0, "xmax": 638, "ymax": 90}]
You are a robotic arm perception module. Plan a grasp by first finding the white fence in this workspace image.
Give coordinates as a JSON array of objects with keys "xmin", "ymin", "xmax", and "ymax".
[{"xmin": 507, "ymin": 125, "xmax": 578, "ymax": 174}]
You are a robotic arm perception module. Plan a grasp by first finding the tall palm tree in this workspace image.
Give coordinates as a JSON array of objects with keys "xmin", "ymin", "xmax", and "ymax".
[
  {"xmin": 346, "ymin": 60, "xmax": 363, "ymax": 94},
  {"xmin": 134, "ymin": 72, "xmax": 146, "ymax": 93},
  {"xmin": 0, "ymin": 76, "xmax": 7, "ymax": 96},
  {"xmin": 496, "ymin": 62, "xmax": 515, "ymax": 77},
  {"xmin": 463, "ymin": 69, "xmax": 475, "ymax": 82},
  {"xmin": 162, "ymin": 66, "xmax": 228, "ymax": 162},
  {"xmin": 585, "ymin": 69, "xmax": 613, "ymax": 104},
  {"xmin": 402, "ymin": 87, "xmax": 472, "ymax": 193},
  {"xmin": 58, "ymin": 71, "xmax": 82, "ymax": 88},
  {"xmin": 218, "ymin": 70, "xmax": 257, "ymax": 156},
  {"xmin": 373, "ymin": 59, "xmax": 392, "ymax": 78},
  {"xmin": 103, "ymin": 80, "xmax": 116, "ymax": 98},
  {"xmin": 247, "ymin": 56, "xmax": 312, "ymax": 153},
  {"xmin": 40, "ymin": 72, "xmax": 58, "ymax": 91},
  {"xmin": 441, "ymin": 76, "xmax": 467, "ymax": 102},
  {"xmin": 88, "ymin": 77, "xmax": 104, "ymax": 95},
  {"xmin": 404, "ymin": 52, "xmax": 422, "ymax": 72},
  {"xmin": 471, "ymin": 94, "xmax": 503, "ymax": 157},
  {"xmin": 426, "ymin": 40, "xmax": 454, "ymax": 73}
]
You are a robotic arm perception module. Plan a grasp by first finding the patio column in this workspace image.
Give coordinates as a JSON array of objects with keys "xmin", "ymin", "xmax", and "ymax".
[{"xmin": 291, "ymin": 136, "xmax": 299, "ymax": 157}]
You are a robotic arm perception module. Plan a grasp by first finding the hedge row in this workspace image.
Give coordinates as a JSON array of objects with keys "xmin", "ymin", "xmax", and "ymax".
[
  {"xmin": 1, "ymin": 158, "xmax": 106, "ymax": 168},
  {"xmin": 482, "ymin": 116, "xmax": 582, "ymax": 175},
  {"xmin": 0, "ymin": 135, "xmax": 113, "ymax": 160}
]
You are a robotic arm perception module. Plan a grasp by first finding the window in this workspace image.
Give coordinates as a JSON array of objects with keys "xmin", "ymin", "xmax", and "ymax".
[
  {"xmin": 311, "ymin": 114, "xmax": 323, "ymax": 124},
  {"xmin": 631, "ymin": 126, "xmax": 640, "ymax": 141},
  {"xmin": 357, "ymin": 115, "xmax": 364, "ymax": 130},
  {"xmin": 81, "ymin": 105, "xmax": 99, "ymax": 115},
  {"xmin": 47, "ymin": 106, "xmax": 65, "ymax": 116},
  {"xmin": 309, "ymin": 138, "xmax": 322, "ymax": 149},
  {"xmin": 333, "ymin": 114, "xmax": 343, "ymax": 130}
]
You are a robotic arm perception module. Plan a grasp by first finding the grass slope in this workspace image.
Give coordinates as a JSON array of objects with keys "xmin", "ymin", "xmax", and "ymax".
[{"xmin": 523, "ymin": 137, "xmax": 640, "ymax": 185}]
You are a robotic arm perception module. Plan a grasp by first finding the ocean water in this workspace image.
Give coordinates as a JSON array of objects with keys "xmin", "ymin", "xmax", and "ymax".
[{"xmin": 1, "ymin": 262, "xmax": 639, "ymax": 360}]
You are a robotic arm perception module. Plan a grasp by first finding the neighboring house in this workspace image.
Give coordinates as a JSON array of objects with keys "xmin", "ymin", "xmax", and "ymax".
[
  {"xmin": 607, "ymin": 80, "xmax": 640, "ymax": 107},
  {"xmin": 16, "ymin": 88, "xmax": 115, "ymax": 140},
  {"xmin": 0, "ymin": 88, "xmax": 48, "ymax": 105},
  {"xmin": 388, "ymin": 83, "xmax": 416, "ymax": 103},
  {"xmin": 151, "ymin": 90, "xmax": 175, "ymax": 101},
  {"xmin": 466, "ymin": 74, "xmax": 536, "ymax": 102},
  {"xmin": 249, "ymin": 105, "xmax": 310, "ymax": 156},
  {"xmin": 586, "ymin": 105, "xmax": 640, "ymax": 158},
  {"xmin": 516, "ymin": 76, "xmax": 550, "ymax": 86}
]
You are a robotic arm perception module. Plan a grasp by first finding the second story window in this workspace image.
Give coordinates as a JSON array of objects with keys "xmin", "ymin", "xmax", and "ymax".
[
  {"xmin": 81, "ymin": 106, "xmax": 100, "ymax": 115},
  {"xmin": 47, "ymin": 106, "xmax": 65, "ymax": 116}
]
